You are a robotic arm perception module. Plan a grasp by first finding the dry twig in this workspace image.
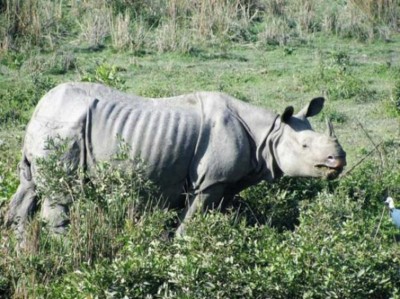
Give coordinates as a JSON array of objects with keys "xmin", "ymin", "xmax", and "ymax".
[{"xmin": 340, "ymin": 141, "xmax": 384, "ymax": 178}]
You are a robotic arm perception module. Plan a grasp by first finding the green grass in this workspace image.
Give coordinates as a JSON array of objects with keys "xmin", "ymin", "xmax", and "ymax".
[{"xmin": 1, "ymin": 5, "xmax": 400, "ymax": 297}]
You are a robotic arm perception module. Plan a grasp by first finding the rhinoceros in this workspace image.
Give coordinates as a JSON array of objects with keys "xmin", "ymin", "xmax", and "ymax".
[{"xmin": 6, "ymin": 82, "xmax": 346, "ymax": 237}]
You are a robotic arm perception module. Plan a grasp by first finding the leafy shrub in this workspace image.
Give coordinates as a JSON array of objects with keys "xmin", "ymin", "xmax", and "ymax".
[
  {"xmin": 241, "ymin": 177, "xmax": 328, "ymax": 230},
  {"xmin": 1, "ymin": 139, "xmax": 400, "ymax": 298},
  {"xmin": 0, "ymin": 137, "xmax": 161, "ymax": 297},
  {"xmin": 281, "ymin": 193, "xmax": 400, "ymax": 299},
  {"xmin": 337, "ymin": 147, "xmax": 400, "ymax": 212},
  {"xmin": 42, "ymin": 196, "xmax": 400, "ymax": 298},
  {"xmin": 81, "ymin": 63, "xmax": 126, "ymax": 90},
  {"xmin": 0, "ymin": 50, "xmax": 26, "ymax": 69}
]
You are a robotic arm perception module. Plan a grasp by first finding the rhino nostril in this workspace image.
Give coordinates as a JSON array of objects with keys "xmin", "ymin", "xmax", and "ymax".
[{"xmin": 326, "ymin": 155, "xmax": 347, "ymax": 168}]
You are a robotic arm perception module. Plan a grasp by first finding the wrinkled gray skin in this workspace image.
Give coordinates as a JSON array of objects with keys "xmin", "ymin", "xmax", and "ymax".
[{"xmin": 6, "ymin": 82, "xmax": 346, "ymax": 239}]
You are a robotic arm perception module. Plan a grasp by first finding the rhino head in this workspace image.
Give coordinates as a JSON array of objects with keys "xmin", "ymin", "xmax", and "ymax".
[{"xmin": 274, "ymin": 97, "xmax": 346, "ymax": 180}]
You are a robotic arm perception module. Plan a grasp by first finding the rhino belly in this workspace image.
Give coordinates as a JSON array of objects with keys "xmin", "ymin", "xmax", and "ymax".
[{"xmin": 88, "ymin": 100, "xmax": 201, "ymax": 199}]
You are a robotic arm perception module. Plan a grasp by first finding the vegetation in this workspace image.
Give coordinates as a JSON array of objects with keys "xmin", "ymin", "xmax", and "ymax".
[
  {"xmin": 1, "ymin": 0, "xmax": 399, "ymax": 53},
  {"xmin": 1, "ymin": 0, "xmax": 400, "ymax": 298}
]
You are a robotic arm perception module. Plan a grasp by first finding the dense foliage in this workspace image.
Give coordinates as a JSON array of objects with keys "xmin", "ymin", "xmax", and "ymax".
[{"xmin": 1, "ymin": 145, "xmax": 399, "ymax": 298}]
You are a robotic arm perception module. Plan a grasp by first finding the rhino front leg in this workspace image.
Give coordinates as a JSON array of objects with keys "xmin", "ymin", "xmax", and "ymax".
[
  {"xmin": 6, "ymin": 159, "xmax": 38, "ymax": 240},
  {"xmin": 176, "ymin": 184, "xmax": 225, "ymax": 237}
]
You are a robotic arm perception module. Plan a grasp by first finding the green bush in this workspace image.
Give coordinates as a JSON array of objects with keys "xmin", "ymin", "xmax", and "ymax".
[
  {"xmin": 81, "ymin": 63, "xmax": 126, "ymax": 90},
  {"xmin": 0, "ymin": 51, "xmax": 26, "ymax": 69},
  {"xmin": 0, "ymin": 137, "xmax": 161, "ymax": 298},
  {"xmin": 43, "ymin": 197, "xmax": 400, "ymax": 298},
  {"xmin": 1, "ymin": 136, "xmax": 399, "ymax": 298},
  {"xmin": 337, "ymin": 157, "xmax": 400, "ymax": 212},
  {"xmin": 241, "ymin": 177, "xmax": 328, "ymax": 231}
]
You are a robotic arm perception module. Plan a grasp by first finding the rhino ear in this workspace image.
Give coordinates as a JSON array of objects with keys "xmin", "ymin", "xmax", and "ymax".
[
  {"xmin": 297, "ymin": 97, "xmax": 325, "ymax": 118},
  {"xmin": 281, "ymin": 106, "xmax": 294, "ymax": 123}
]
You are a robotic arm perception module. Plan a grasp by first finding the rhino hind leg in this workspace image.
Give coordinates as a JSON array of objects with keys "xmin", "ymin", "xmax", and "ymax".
[
  {"xmin": 6, "ymin": 158, "xmax": 38, "ymax": 240},
  {"xmin": 38, "ymin": 139, "xmax": 82, "ymax": 234},
  {"xmin": 13, "ymin": 136, "xmax": 82, "ymax": 236},
  {"xmin": 40, "ymin": 197, "xmax": 71, "ymax": 234}
]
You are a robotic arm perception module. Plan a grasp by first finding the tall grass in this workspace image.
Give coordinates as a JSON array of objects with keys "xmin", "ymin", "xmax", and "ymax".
[
  {"xmin": 140, "ymin": 0, "xmax": 261, "ymax": 51},
  {"xmin": 1, "ymin": 0, "xmax": 398, "ymax": 53},
  {"xmin": 77, "ymin": 6, "xmax": 111, "ymax": 50},
  {"xmin": 351, "ymin": 0, "xmax": 399, "ymax": 27},
  {"xmin": 0, "ymin": 0, "xmax": 69, "ymax": 51},
  {"xmin": 110, "ymin": 11, "xmax": 132, "ymax": 51},
  {"xmin": 258, "ymin": 0, "xmax": 399, "ymax": 45},
  {"xmin": 0, "ymin": 0, "xmax": 261, "ymax": 52}
]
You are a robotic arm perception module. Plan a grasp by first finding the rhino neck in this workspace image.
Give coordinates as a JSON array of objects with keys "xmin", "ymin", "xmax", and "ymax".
[
  {"xmin": 256, "ymin": 116, "xmax": 284, "ymax": 181},
  {"xmin": 226, "ymin": 99, "xmax": 283, "ymax": 181}
]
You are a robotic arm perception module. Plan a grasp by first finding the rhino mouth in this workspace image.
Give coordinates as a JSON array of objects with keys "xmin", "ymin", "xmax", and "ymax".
[{"xmin": 315, "ymin": 164, "xmax": 344, "ymax": 179}]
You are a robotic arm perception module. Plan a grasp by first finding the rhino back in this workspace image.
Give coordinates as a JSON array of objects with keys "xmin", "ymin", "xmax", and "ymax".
[{"xmin": 88, "ymin": 98, "xmax": 202, "ymax": 189}]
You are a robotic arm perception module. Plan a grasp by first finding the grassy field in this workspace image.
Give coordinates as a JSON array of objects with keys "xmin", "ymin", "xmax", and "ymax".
[{"xmin": 1, "ymin": 0, "xmax": 400, "ymax": 298}]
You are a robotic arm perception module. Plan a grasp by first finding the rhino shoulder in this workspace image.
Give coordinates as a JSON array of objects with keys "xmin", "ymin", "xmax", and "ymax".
[{"xmin": 198, "ymin": 91, "xmax": 231, "ymax": 105}]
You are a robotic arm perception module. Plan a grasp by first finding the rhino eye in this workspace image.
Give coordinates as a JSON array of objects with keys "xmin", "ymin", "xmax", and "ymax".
[{"xmin": 302, "ymin": 144, "xmax": 308, "ymax": 149}]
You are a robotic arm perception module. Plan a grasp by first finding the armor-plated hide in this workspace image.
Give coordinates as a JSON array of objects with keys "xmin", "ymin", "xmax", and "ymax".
[{"xmin": 7, "ymin": 83, "xmax": 346, "ymax": 237}]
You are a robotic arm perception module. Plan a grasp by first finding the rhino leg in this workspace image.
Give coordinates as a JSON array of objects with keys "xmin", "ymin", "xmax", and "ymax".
[
  {"xmin": 176, "ymin": 184, "xmax": 225, "ymax": 237},
  {"xmin": 6, "ymin": 158, "xmax": 38, "ymax": 240},
  {"xmin": 38, "ymin": 140, "xmax": 82, "ymax": 234},
  {"xmin": 40, "ymin": 197, "xmax": 71, "ymax": 234}
]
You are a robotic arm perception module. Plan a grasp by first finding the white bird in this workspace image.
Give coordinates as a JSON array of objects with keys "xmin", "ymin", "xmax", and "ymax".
[{"xmin": 384, "ymin": 197, "xmax": 400, "ymax": 228}]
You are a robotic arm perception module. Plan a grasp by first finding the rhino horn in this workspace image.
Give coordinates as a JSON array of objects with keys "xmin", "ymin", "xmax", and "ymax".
[{"xmin": 325, "ymin": 118, "xmax": 336, "ymax": 138}]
